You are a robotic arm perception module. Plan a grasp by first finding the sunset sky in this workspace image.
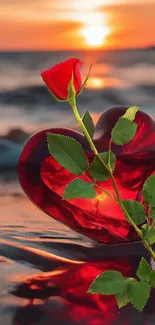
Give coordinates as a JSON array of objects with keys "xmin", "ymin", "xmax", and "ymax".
[{"xmin": 1, "ymin": 0, "xmax": 155, "ymax": 50}]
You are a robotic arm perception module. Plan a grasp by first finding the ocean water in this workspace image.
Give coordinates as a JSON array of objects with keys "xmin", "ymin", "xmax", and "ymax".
[
  {"xmin": 1, "ymin": 49, "xmax": 155, "ymax": 324},
  {"xmin": 1, "ymin": 49, "xmax": 155, "ymax": 171}
]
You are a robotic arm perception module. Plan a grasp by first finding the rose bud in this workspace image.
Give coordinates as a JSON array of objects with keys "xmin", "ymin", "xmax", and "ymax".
[{"xmin": 41, "ymin": 58, "xmax": 83, "ymax": 101}]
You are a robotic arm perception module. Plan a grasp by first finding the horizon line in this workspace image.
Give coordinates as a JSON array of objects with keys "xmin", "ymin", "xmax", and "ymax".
[{"xmin": 0, "ymin": 45, "xmax": 155, "ymax": 53}]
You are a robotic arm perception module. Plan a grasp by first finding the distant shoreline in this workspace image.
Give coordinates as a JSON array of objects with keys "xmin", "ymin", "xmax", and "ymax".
[{"xmin": 0, "ymin": 46, "xmax": 155, "ymax": 53}]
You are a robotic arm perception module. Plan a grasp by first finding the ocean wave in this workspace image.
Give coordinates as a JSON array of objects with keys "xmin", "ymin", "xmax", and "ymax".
[
  {"xmin": 0, "ymin": 85, "xmax": 52, "ymax": 107},
  {"xmin": 0, "ymin": 138, "xmax": 22, "ymax": 171},
  {"xmin": 0, "ymin": 126, "xmax": 32, "ymax": 172},
  {"xmin": 1, "ymin": 83, "xmax": 155, "ymax": 108},
  {"xmin": 0, "ymin": 85, "xmax": 122, "ymax": 109}
]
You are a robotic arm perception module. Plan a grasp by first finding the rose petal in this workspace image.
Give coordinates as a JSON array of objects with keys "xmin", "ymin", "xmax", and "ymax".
[{"xmin": 41, "ymin": 58, "xmax": 82, "ymax": 99}]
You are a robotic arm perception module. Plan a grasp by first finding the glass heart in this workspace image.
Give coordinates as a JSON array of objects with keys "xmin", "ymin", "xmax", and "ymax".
[{"xmin": 18, "ymin": 106, "xmax": 155, "ymax": 244}]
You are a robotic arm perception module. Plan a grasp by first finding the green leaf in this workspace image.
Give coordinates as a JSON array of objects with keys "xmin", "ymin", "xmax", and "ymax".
[
  {"xmin": 150, "ymin": 207, "xmax": 155, "ymax": 220},
  {"xmin": 78, "ymin": 64, "xmax": 92, "ymax": 94},
  {"xmin": 141, "ymin": 224, "xmax": 148, "ymax": 237},
  {"xmin": 47, "ymin": 134, "xmax": 88, "ymax": 175},
  {"xmin": 111, "ymin": 118, "xmax": 137, "ymax": 145},
  {"xmin": 149, "ymin": 271, "xmax": 155, "ymax": 288},
  {"xmin": 67, "ymin": 76, "xmax": 76, "ymax": 99},
  {"xmin": 115, "ymin": 290, "xmax": 130, "ymax": 309},
  {"xmin": 141, "ymin": 222, "xmax": 155, "ymax": 244},
  {"xmin": 89, "ymin": 151, "xmax": 116, "ymax": 182},
  {"xmin": 136, "ymin": 257, "xmax": 151, "ymax": 282},
  {"xmin": 88, "ymin": 271, "xmax": 127, "ymax": 295},
  {"xmin": 122, "ymin": 200, "xmax": 146, "ymax": 225},
  {"xmin": 143, "ymin": 174, "xmax": 155, "ymax": 207},
  {"xmin": 127, "ymin": 281, "xmax": 151, "ymax": 311},
  {"xmin": 82, "ymin": 111, "xmax": 94, "ymax": 139},
  {"xmin": 144, "ymin": 223, "xmax": 155, "ymax": 245},
  {"xmin": 122, "ymin": 106, "xmax": 139, "ymax": 121},
  {"xmin": 47, "ymin": 86, "xmax": 66, "ymax": 102},
  {"xmin": 63, "ymin": 179, "xmax": 96, "ymax": 199}
]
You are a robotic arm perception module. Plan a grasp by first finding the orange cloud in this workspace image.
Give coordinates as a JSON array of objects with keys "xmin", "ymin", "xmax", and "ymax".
[
  {"xmin": 0, "ymin": 20, "xmax": 84, "ymax": 50},
  {"xmin": 99, "ymin": 2, "xmax": 155, "ymax": 49},
  {"xmin": 1, "ymin": 0, "xmax": 155, "ymax": 50}
]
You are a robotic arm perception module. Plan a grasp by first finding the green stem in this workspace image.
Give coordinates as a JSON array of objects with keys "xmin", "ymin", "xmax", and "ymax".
[
  {"xmin": 69, "ymin": 98, "xmax": 155, "ymax": 261},
  {"xmin": 96, "ymin": 184, "xmax": 116, "ymax": 202},
  {"xmin": 69, "ymin": 97, "xmax": 98, "ymax": 155},
  {"xmin": 119, "ymin": 191, "xmax": 155, "ymax": 260},
  {"xmin": 84, "ymin": 173, "xmax": 116, "ymax": 203},
  {"xmin": 69, "ymin": 98, "xmax": 109, "ymax": 172}
]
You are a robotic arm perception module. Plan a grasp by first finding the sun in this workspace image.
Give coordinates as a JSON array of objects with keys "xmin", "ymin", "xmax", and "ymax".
[{"xmin": 82, "ymin": 25, "xmax": 110, "ymax": 47}]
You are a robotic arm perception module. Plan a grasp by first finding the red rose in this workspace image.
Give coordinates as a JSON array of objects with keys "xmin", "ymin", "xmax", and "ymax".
[{"xmin": 41, "ymin": 58, "xmax": 82, "ymax": 100}]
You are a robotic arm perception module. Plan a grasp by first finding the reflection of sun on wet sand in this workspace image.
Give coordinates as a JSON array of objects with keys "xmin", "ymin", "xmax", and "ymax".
[{"xmin": 0, "ymin": 194, "xmax": 76, "ymax": 237}]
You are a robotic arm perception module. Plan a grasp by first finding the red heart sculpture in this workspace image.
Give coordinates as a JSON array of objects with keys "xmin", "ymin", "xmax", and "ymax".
[{"xmin": 18, "ymin": 106, "xmax": 155, "ymax": 244}]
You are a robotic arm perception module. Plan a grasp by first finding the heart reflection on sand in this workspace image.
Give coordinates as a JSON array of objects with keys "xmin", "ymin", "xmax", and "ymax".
[{"xmin": 12, "ymin": 241, "xmax": 155, "ymax": 325}]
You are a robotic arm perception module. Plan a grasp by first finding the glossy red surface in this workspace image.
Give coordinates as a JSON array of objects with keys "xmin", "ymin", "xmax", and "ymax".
[
  {"xmin": 13, "ymin": 251, "xmax": 155, "ymax": 325},
  {"xmin": 18, "ymin": 106, "xmax": 155, "ymax": 244},
  {"xmin": 14, "ymin": 259, "xmax": 131, "ymax": 325}
]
